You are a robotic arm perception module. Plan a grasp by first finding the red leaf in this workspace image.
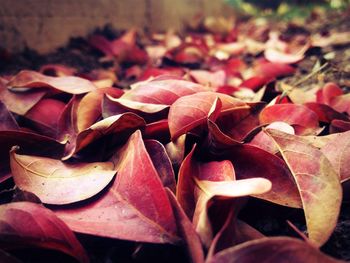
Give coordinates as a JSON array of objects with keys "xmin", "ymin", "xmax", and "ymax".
[
  {"xmin": 330, "ymin": 119, "xmax": 350, "ymax": 133},
  {"xmin": 255, "ymin": 60, "xmax": 296, "ymax": 79},
  {"xmin": 316, "ymin": 82, "xmax": 343, "ymax": 105},
  {"xmin": 207, "ymin": 237, "xmax": 341, "ymax": 263},
  {"xmin": 304, "ymin": 102, "xmax": 349, "ymax": 123},
  {"xmin": 25, "ymin": 98, "xmax": 66, "ymax": 128},
  {"xmin": 168, "ymin": 92, "xmax": 249, "ymax": 140},
  {"xmin": 64, "ymin": 113, "xmax": 146, "ymax": 160},
  {"xmin": 239, "ymin": 76, "xmax": 272, "ymax": 91},
  {"xmin": 0, "ymin": 202, "xmax": 88, "ymax": 263},
  {"xmin": 103, "ymin": 94, "xmax": 169, "ymax": 123},
  {"xmin": 259, "ymin": 103, "xmax": 320, "ymax": 135},
  {"xmin": 121, "ymin": 77, "xmax": 207, "ymax": 105},
  {"xmin": 0, "ymin": 77, "xmax": 46, "ymax": 115},
  {"xmin": 7, "ymin": 70, "xmax": 97, "ymax": 94},
  {"xmin": 10, "ymin": 147, "xmax": 116, "ymax": 205},
  {"xmin": 145, "ymin": 139, "xmax": 176, "ymax": 192},
  {"xmin": 76, "ymin": 87, "xmax": 123, "ymax": 132},
  {"xmin": 166, "ymin": 189, "xmax": 205, "ymax": 263},
  {"xmin": 0, "ymin": 101, "xmax": 19, "ymax": 131},
  {"xmin": 222, "ymin": 144, "xmax": 302, "ymax": 208},
  {"xmin": 54, "ymin": 130, "xmax": 179, "ymax": 243},
  {"xmin": 330, "ymin": 93, "xmax": 350, "ymax": 115},
  {"xmin": 320, "ymin": 130, "xmax": 350, "ymax": 182},
  {"xmin": 266, "ymin": 129, "xmax": 342, "ymax": 246}
]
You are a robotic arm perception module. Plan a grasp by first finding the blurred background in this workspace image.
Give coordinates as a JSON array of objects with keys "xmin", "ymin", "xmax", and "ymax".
[{"xmin": 0, "ymin": 0, "xmax": 349, "ymax": 53}]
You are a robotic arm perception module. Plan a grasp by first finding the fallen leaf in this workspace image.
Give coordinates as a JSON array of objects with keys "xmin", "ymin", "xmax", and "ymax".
[
  {"xmin": 259, "ymin": 103, "xmax": 320, "ymax": 135},
  {"xmin": 0, "ymin": 202, "xmax": 88, "ymax": 263},
  {"xmin": 266, "ymin": 129, "xmax": 342, "ymax": 246},
  {"xmin": 207, "ymin": 237, "xmax": 342, "ymax": 263},
  {"xmin": 64, "ymin": 113, "xmax": 146, "ymax": 159},
  {"xmin": 168, "ymin": 92, "xmax": 249, "ymax": 140},
  {"xmin": 10, "ymin": 147, "xmax": 116, "ymax": 205},
  {"xmin": 7, "ymin": 70, "xmax": 97, "ymax": 94},
  {"xmin": 0, "ymin": 77, "xmax": 46, "ymax": 115},
  {"xmin": 166, "ymin": 189, "xmax": 205, "ymax": 263},
  {"xmin": 0, "ymin": 131, "xmax": 65, "ymax": 182},
  {"xmin": 76, "ymin": 87, "xmax": 123, "ymax": 132},
  {"xmin": 145, "ymin": 139, "xmax": 176, "ymax": 192},
  {"xmin": 319, "ymin": 130, "xmax": 350, "ymax": 182},
  {"xmin": 0, "ymin": 101, "xmax": 19, "ymax": 131},
  {"xmin": 25, "ymin": 98, "xmax": 66, "ymax": 129},
  {"xmin": 54, "ymin": 130, "xmax": 179, "ymax": 243},
  {"xmin": 122, "ymin": 77, "xmax": 207, "ymax": 104}
]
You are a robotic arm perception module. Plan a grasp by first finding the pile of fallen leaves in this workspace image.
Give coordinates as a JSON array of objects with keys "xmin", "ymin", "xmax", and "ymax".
[{"xmin": 0, "ymin": 10, "xmax": 350, "ymax": 263}]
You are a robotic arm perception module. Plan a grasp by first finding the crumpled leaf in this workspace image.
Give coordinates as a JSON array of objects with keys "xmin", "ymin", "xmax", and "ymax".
[
  {"xmin": 10, "ymin": 147, "xmax": 116, "ymax": 205},
  {"xmin": 0, "ymin": 202, "xmax": 89, "ymax": 263},
  {"xmin": 207, "ymin": 237, "xmax": 342, "ymax": 263},
  {"xmin": 54, "ymin": 130, "xmax": 179, "ymax": 244},
  {"xmin": 266, "ymin": 129, "xmax": 342, "ymax": 246},
  {"xmin": 7, "ymin": 70, "xmax": 96, "ymax": 94}
]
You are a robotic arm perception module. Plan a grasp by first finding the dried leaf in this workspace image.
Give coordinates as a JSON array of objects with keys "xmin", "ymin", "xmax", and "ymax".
[
  {"xmin": 0, "ymin": 202, "xmax": 88, "ymax": 263},
  {"xmin": 7, "ymin": 70, "xmax": 96, "ymax": 94},
  {"xmin": 266, "ymin": 129, "xmax": 342, "ymax": 246},
  {"xmin": 207, "ymin": 237, "xmax": 342, "ymax": 263},
  {"xmin": 54, "ymin": 130, "xmax": 179, "ymax": 243},
  {"xmin": 10, "ymin": 147, "xmax": 116, "ymax": 205}
]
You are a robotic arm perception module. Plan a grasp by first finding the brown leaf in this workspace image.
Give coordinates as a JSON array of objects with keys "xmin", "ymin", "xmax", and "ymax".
[
  {"xmin": 319, "ymin": 130, "xmax": 350, "ymax": 182},
  {"xmin": 0, "ymin": 77, "xmax": 46, "ymax": 115},
  {"xmin": 0, "ymin": 202, "xmax": 88, "ymax": 263},
  {"xmin": 0, "ymin": 131, "xmax": 65, "ymax": 182},
  {"xmin": 10, "ymin": 147, "xmax": 116, "ymax": 205},
  {"xmin": 0, "ymin": 101, "xmax": 19, "ymax": 131},
  {"xmin": 7, "ymin": 70, "xmax": 96, "ymax": 94},
  {"xmin": 207, "ymin": 237, "xmax": 342, "ymax": 263},
  {"xmin": 266, "ymin": 129, "xmax": 342, "ymax": 246}
]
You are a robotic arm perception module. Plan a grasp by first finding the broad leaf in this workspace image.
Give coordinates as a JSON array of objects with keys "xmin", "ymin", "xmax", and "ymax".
[
  {"xmin": 207, "ymin": 237, "xmax": 342, "ymax": 263},
  {"xmin": 320, "ymin": 130, "xmax": 350, "ymax": 182},
  {"xmin": 266, "ymin": 129, "xmax": 342, "ymax": 246},
  {"xmin": 0, "ymin": 77, "xmax": 46, "ymax": 115},
  {"xmin": 54, "ymin": 130, "xmax": 179, "ymax": 243},
  {"xmin": 168, "ymin": 92, "xmax": 249, "ymax": 140},
  {"xmin": 7, "ymin": 70, "xmax": 96, "ymax": 94},
  {"xmin": 10, "ymin": 147, "xmax": 116, "ymax": 205},
  {"xmin": 166, "ymin": 189, "xmax": 205, "ymax": 263},
  {"xmin": 122, "ymin": 77, "xmax": 207, "ymax": 104},
  {"xmin": 145, "ymin": 139, "xmax": 176, "ymax": 192},
  {"xmin": 0, "ymin": 202, "xmax": 88, "ymax": 263},
  {"xmin": 260, "ymin": 103, "xmax": 319, "ymax": 135}
]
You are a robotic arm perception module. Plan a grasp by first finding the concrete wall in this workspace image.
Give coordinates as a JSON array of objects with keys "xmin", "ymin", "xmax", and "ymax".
[{"xmin": 0, "ymin": 0, "xmax": 234, "ymax": 53}]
